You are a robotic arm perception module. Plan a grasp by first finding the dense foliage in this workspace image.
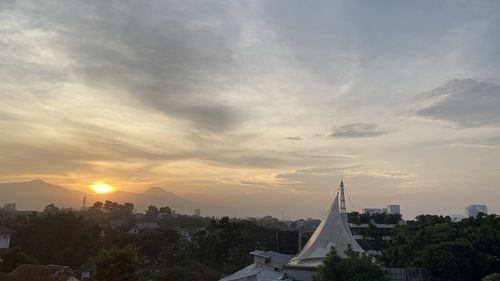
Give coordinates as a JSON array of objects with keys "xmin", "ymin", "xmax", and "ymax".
[
  {"xmin": 2, "ymin": 203, "xmax": 499, "ymax": 281},
  {"xmin": 483, "ymin": 273, "xmax": 500, "ymax": 281},
  {"xmin": 92, "ymin": 246, "xmax": 136, "ymax": 281},
  {"xmin": 191, "ymin": 216, "xmax": 277, "ymax": 273},
  {"xmin": 0, "ymin": 203, "xmax": 279, "ymax": 281},
  {"xmin": 348, "ymin": 212, "xmax": 402, "ymax": 224},
  {"xmin": 0, "ymin": 247, "xmax": 38, "ymax": 272},
  {"xmin": 313, "ymin": 246, "xmax": 389, "ymax": 281},
  {"xmin": 6, "ymin": 211, "xmax": 102, "ymax": 266},
  {"xmin": 384, "ymin": 214, "xmax": 500, "ymax": 281},
  {"xmin": 153, "ymin": 266, "xmax": 201, "ymax": 281}
]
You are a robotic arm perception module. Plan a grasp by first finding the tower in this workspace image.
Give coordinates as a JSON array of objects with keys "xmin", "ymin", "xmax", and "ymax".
[{"xmin": 339, "ymin": 178, "xmax": 347, "ymax": 222}]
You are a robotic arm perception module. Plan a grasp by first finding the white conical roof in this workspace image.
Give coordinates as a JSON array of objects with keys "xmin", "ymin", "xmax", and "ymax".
[{"xmin": 287, "ymin": 190, "xmax": 364, "ymax": 268}]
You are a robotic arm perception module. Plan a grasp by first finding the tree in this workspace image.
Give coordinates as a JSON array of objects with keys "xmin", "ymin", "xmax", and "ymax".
[
  {"xmin": 190, "ymin": 217, "xmax": 277, "ymax": 273},
  {"xmin": 92, "ymin": 246, "xmax": 137, "ymax": 281},
  {"xmin": 89, "ymin": 202, "xmax": 104, "ymax": 213},
  {"xmin": 0, "ymin": 247, "xmax": 38, "ymax": 272},
  {"xmin": 153, "ymin": 266, "xmax": 200, "ymax": 281},
  {"xmin": 10, "ymin": 212, "xmax": 102, "ymax": 266},
  {"xmin": 159, "ymin": 206, "xmax": 172, "ymax": 218},
  {"xmin": 383, "ymin": 214, "xmax": 500, "ymax": 280},
  {"xmin": 483, "ymin": 273, "xmax": 500, "ymax": 281},
  {"xmin": 43, "ymin": 203, "xmax": 60, "ymax": 215},
  {"xmin": 313, "ymin": 246, "xmax": 389, "ymax": 281},
  {"xmin": 144, "ymin": 205, "xmax": 159, "ymax": 222}
]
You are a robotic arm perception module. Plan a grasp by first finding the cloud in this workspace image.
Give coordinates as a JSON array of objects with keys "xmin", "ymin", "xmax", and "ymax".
[
  {"xmin": 330, "ymin": 123, "xmax": 388, "ymax": 138},
  {"xmin": 416, "ymin": 79, "xmax": 500, "ymax": 127},
  {"xmin": 1, "ymin": 0, "xmax": 246, "ymax": 133}
]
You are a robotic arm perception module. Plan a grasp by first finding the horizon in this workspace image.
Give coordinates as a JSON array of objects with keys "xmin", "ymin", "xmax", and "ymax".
[
  {"xmin": 0, "ymin": 178, "xmax": 492, "ymax": 220},
  {"xmin": 1, "ymin": 1, "xmax": 500, "ymax": 220}
]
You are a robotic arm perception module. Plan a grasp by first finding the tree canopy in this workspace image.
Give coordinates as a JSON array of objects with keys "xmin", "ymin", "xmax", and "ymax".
[
  {"xmin": 313, "ymin": 246, "xmax": 389, "ymax": 281},
  {"xmin": 384, "ymin": 214, "xmax": 500, "ymax": 281}
]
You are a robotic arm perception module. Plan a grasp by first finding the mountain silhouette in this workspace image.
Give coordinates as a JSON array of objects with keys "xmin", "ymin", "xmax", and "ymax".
[{"xmin": 0, "ymin": 179, "xmax": 192, "ymax": 214}]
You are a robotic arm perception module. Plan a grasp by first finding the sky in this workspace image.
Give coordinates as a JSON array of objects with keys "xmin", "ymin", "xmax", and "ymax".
[{"xmin": 1, "ymin": 0, "xmax": 499, "ymax": 219}]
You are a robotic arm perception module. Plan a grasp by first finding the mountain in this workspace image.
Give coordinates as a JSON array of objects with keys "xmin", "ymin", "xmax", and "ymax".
[
  {"xmin": 0, "ymin": 180, "xmax": 192, "ymax": 214},
  {"xmin": 87, "ymin": 187, "xmax": 192, "ymax": 213},
  {"xmin": 0, "ymin": 179, "xmax": 86, "ymax": 211}
]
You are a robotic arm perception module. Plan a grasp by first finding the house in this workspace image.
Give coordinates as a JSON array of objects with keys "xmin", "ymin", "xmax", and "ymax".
[
  {"xmin": 109, "ymin": 219, "xmax": 128, "ymax": 231},
  {"xmin": 0, "ymin": 226, "xmax": 14, "ymax": 249},
  {"xmin": 74, "ymin": 264, "xmax": 95, "ymax": 280},
  {"xmin": 220, "ymin": 251, "xmax": 294, "ymax": 281},
  {"xmin": 2, "ymin": 264, "xmax": 79, "ymax": 281},
  {"xmin": 127, "ymin": 223, "xmax": 160, "ymax": 234}
]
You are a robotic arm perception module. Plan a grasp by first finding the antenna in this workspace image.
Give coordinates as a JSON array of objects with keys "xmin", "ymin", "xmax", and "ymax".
[
  {"xmin": 82, "ymin": 196, "xmax": 87, "ymax": 211},
  {"xmin": 339, "ymin": 177, "xmax": 347, "ymax": 222}
]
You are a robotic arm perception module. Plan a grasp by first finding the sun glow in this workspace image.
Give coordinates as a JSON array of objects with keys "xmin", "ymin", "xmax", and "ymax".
[{"xmin": 89, "ymin": 182, "xmax": 115, "ymax": 194}]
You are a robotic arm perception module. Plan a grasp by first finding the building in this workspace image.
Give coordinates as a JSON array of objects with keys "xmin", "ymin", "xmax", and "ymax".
[
  {"xmin": 285, "ymin": 180, "xmax": 364, "ymax": 281},
  {"xmin": 127, "ymin": 222, "xmax": 160, "ymax": 234},
  {"xmin": 219, "ymin": 251, "xmax": 294, "ymax": 281},
  {"xmin": 2, "ymin": 203, "xmax": 16, "ymax": 211},
  {"xmin": 362, "ymin": 205, "xmax": 401, "ymax": 216},
  {"xmin": 276, "ymin": 231, "xmax": 299, "ymax": 255},
  {"xmin": 451, "ymin": 214, "xmax": 465, "ymax": 222},
  {"xmin": 1, "ymin": 264, "xmax": 80, "ymax": 281},
  {"xmin": 362, "ymin": 208, "xmax": 387, "ymax": 215},
  {"xmin": 0, "ymin": 226, "xmax": 14, "ymax": 249},
  {"xmin": 466, "ymin": 204, "xmax": 488, "ymax": 218},
  {"xmin": 349, "ymin": 222, "xmax": 397, "ymax": 255},
  {"xmin": 219, "ymin": 180, "xmax": 422, "ymax": 281},
  {"xmin": 220, "ymin": 180, "xmax": 362, "ymax": 281},
  {"xmin": 194, "ymin": 209, "xmax": 201, "ymax": 217},
  {"xmin": 387, "ymin": 205, "xmax": 401, "ymax": 214}
]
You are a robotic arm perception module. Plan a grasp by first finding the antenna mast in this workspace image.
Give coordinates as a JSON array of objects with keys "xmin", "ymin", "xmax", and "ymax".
[{"xmin": 340, "ymin": 177, "xmax": 347, "ymax": 221}]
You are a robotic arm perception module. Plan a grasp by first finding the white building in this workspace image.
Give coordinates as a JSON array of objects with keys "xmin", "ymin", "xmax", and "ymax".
[
  {"xmin": 386, "ymin": 205, "xmax": 401, "ymax": 214},
  {"xmin": 0, "ymin": 226, "xmax": 14, "ymax": 249},
  {"xmin": 466, "ymin": 205, "xmax": 488, "ymax": 218},
  {"xmin": 220, "ymin": 251, "xmax": 293, "ymax": 281},
  {"xmin": 194, "ymin": 209, "xmax": 201, "ymax": 217},
  {"xmin": 221, "ymin": 180, "xmax": 364, "ymax": 281}
]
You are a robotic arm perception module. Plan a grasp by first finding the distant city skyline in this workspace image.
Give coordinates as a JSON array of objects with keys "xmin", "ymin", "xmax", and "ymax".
[{"xmin": 1, "ymin": 1, "xmax": 500, "ymax": 219}]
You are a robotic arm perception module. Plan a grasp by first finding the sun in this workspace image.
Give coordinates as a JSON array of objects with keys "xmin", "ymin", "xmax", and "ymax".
[{"xmin": 89, "ymin": 182, "xmax": 115, "ymax": 194}]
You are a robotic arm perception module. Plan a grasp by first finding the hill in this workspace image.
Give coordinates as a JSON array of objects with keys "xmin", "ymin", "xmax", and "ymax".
[{"xmin": 0, "ymin": 179, "xmax": 192, "ymax": 213}]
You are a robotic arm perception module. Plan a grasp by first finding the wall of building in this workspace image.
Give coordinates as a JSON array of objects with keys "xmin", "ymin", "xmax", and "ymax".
[
  {"xmin": 284, "ymin": 268, "xmax": 317, "ymax": 281},
  {"xmin": 0, "ymin": 234, "xmax": 11, "ymax": 248}
]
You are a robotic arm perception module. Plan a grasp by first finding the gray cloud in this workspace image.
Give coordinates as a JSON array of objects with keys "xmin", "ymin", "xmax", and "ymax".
[
  {"xmin": 331, "ymin": 123, "xmax": 388, "ymax": 138},
  {"xmin": 417, "ymin": 79, "xmax": 500, "ymax": 127},
  {"xmin": 2, "ymin": 0, "xmax": 245, "ymax": 133}
]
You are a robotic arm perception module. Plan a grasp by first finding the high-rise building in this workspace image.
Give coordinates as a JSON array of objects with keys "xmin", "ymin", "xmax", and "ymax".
[
  {"xmin": 466, "ymin": 205, "xmax": 488, "ymax": 218},
  {"xmin": 387, "ymin": 205, "xmax": 401, "ymax": 214},
  {"xmin": 194, "ymin": 208, "xmax": 201, "ymax": 217}
]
